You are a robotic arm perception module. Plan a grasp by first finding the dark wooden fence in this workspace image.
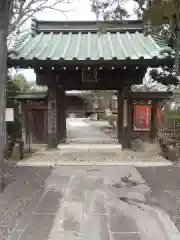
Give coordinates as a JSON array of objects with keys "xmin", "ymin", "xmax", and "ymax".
[{"xmin": 158, "ymin": 117, "xmax": 180, "ymax": 156}]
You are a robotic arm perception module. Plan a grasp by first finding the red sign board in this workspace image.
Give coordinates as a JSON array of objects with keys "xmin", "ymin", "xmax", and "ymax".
[{"xmin": 134, "ymin": 104, "xmax": 163, "ymax": 130}]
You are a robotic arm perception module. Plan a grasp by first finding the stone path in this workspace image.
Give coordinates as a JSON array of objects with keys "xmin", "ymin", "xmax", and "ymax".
[
  {"xmin": 16, "ymin": 149, "xmax": 172, "ymax": 167},
  {"xmin": 8, "ymin": 166, "xmax": 180, "ymax": 240},
  {"xmin": 2, "ymin": 119, "xmax": 178, "ymax": 239},
  {"xmin": 66, "ymin": 118, "xmax": 116, "ymax": 144}
]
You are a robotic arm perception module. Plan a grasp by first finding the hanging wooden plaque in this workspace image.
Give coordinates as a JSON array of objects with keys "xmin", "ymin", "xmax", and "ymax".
[
  {"xmin": 48, "ymin": 90, "xmax": 57, "ymax": 134},
  {"xmin": 82, "ymin": 68, "xmax": 98, "ymax": 83}
]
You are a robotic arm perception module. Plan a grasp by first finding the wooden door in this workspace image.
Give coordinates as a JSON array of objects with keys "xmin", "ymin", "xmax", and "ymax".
[{"xmin": 30, "ymin": 109, "xmax": 48, "ymax": 143}]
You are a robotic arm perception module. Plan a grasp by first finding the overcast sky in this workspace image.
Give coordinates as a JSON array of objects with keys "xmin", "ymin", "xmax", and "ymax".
[
  {"xmin": 36, "ymin": 0, "xmax": 136, "ymax": 21},
  {"xmin": 17, "ymin": 0, "xmax": 137, "ymax": 81}
]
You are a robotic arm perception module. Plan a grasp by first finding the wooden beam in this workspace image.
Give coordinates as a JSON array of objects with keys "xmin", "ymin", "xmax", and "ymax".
[
  {"xmin": 120, "ymin": 91, "xmax": 173, "ymax": 100},
  {"xmin": 150, "ymin": 100, "xmax": 158, "ymax": 140},
  {"xmin": 35, "ymin": 67, "xmax": 147, "ymax": 89}
]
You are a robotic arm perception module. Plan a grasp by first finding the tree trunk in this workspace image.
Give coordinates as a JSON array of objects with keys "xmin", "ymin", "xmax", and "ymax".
[
  {"xmin": 0, "ymin": 1, "xmax": 10, "ymax": 193},
  {"xmin": 175, "ymin": 9, "xmax": 180, "ymax": 76}
]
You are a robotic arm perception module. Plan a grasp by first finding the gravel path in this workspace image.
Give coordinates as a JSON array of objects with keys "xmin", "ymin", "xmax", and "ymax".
[
  {"xmin": 136, "ymin": 165, "xmax": 180, "ymax": 231},
  {"xmin": 0, "ymin": 166, "xmax": 51, "ymax": 239}
]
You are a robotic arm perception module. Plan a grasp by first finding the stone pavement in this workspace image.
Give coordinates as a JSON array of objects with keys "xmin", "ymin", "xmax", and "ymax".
[
  {"xmin": 7, "ymin": 165, "xmax": 180, "ymax": 240},
  {"xmin": 66, "ymin": 118, "xmax": 116, "ymax": 144},
  {"xmin": 16, "ymin": 148, "xmax": 172, "ymax": 167}
]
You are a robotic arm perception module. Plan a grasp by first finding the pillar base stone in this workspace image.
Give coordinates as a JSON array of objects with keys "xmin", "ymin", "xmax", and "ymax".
[
  {"xmin": 119, "ymin": 137, "xmax": 131, "ymax": 149},
  {"xmin": 48, "ymin": 133, "xmax": 58, "ymax": 148},
  {"xmin": 59, "ymin": 137, "xmax": 66, "ymax": 144}
]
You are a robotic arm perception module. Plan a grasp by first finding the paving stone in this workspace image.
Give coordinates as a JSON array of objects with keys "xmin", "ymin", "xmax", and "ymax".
[
  {"xmin": 18, "ymin": 214, "xmax": 54, "ymax": 240},
  {"xmin": 70, "ymin": 180, "xmax": 86, "ymax": 189},
  {"xmin": 109, "ymin": 215, "xmax": 138, "ymax": 233},
  {"xmin": 111, "ymin": 233, "xmax": 141, "ymax": 240},
  {"xmin": 49, "ymin": 231, "xmax": 79, "ymax": 240},
  {"xmin": 64, "ymin": 188, "xmax": 85, "ymax": 202},
  {"xmin": 59, "ymin": 219, "xmax": 81, "ymax": 232},
  {"xmin": 86, "ymin": 170, "xmax": 104, "ymax": 178},
  {"xmin": 86, "ymin": 166, "xmax": 104, "ymax": 173},
  {"xmin": 48, "ymin": 175, "xmax": 70, "ymax": 183},
  {"xmin": 48, "ymin": 201, "xmax": 83, "ymax": 236},
  {"xmin": 35, "ymin": 191, "xmax": 62, "ymax": 214},
  {"xmin": 71, "ymin": 177, "xmax": 103, "ymax": 191},
  {"xmin": 72, "ymin": 172, "xmax": 86, "ymax": 183},
  {"xmin": 107, "ymin": 202, "xmax": 120, "ymax": 216},
  {"xmin": 84, "ymin": 190, "xmax": 106, "ymax": 215},
  {"xmin": 80, "ymin": 215, "xmax": 109, "ymax": 240},
  {"xmin": 85, "ymin": 176, "xmax": 104, "ymax": 190},
  {"xmin": 46, "ymin": 174, "xmax": 70, "ymax": 191},
  {"xmin": 58, "ymin": 202, "xmax": 83, "ymax": 221},
  {"xmin": 54, "ymin": 166, "xmax": 86, "ymax": 176}
]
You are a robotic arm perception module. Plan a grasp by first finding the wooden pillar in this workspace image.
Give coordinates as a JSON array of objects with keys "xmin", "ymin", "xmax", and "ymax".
[
  {"xmin": 127, "ymin": 98, "xmax": 134, "ymax": 140},
  {"xmin": 117, "ymin": 90, "xmax": 133, "ymax": 148},
  {"xmin": 117, "ymin": 90, "xmax": 123, "ymax": 143},
  {"xmin": 21, "ymin": 102, "xmax": 27, "ymax": 144},
  {"xmin": 57, "ymin": 88, "xmax": 66, "ymax": 143},
  {"xmin": 150, "ymin": 100, "xmax": 157, "ymax": 141},
  {"xmin": 47, "ymin": 85, "xmax": 58, "ymax": 148}
]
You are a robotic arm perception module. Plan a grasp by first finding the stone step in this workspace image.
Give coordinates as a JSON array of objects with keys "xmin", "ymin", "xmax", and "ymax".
[
  {"xmin": 17, "ymin": 160, "xmax": 172, "ymax": 167},
  {"xmin": 57, "ymin": 143, "xmax": 122, "ymax": 152},
  {"xmin": 66, "ymin": 140, "xmax": 117, "ymax": 144}
]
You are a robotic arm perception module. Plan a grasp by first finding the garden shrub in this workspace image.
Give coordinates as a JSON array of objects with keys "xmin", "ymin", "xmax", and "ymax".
[{"xmin": 106, "ymin": 114, "xmax": 117, "ymax": 128}]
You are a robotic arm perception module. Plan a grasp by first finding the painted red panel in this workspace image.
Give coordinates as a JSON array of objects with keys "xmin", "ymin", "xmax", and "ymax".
[
  {"xmin": 134, "ymin": 105, "xmax": 151, "ymax": 129},
  {"xmin": 134, "ymin": 104, "xmax": 164, "ymax": 130}
]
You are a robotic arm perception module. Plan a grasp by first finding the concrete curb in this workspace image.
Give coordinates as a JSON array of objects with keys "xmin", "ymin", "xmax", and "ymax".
[
  {"xmin": 136, "ymin": 203, "xmax": 180, "ymax": 240},
  {"xmin": 156, "ymin": 208, "xmax": 180, "ymax": 239},
  {"xmin": 57, "ymin": 143, "xmax": 122, "ymax": 151},
  {"xmin": 16, "ymin": 161, "xmax": 172, "ymax": 167}
]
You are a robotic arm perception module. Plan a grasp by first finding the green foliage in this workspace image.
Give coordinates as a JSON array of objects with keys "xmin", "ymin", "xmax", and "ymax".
[
  {"xmin": 166, "ymin": 115, "xmax": 180, "ymax": 119},
  {"xmin": 89, "ymin": 0, "xmax": 179, "ymax": 46},
  {"xmin": 11, "ymin": 74, "xmax": 30, "ymax": 92},
  {"xmin": 149, "ymin": 67, "xmax": 180, "ymax": 88},
  {"xmin": 143, "ymin": 0, "xmax": 177, "ymax": 25},
  {"xmin": 164, "ymin": 107, "xmax": 180, "ymax": 120},
  {"xmin": 90, "ymin": 0, "xmax": 129, "ymax": 20},
  {"xmin": 106, "ymin": 114, "xmax": 117, "ymax": 128},
  {"xmin": 6, "ymin": 74, "xmax": 27, "ymax": 142},
  {"xmin": 7, "ymin": 116, "xmax": 22, "ymax": 141}
]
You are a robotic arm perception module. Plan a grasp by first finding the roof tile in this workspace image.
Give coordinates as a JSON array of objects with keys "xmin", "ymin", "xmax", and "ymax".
[{"xmin": 9, "ymin": 20, "xmax": 171, "ymax": 63}]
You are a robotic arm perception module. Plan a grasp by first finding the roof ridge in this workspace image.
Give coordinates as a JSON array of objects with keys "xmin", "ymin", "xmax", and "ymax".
[
  {"xmin": 30, "ymin": 18, "xmax": 144, "ymax": 35},
  {"xmin": 18, "ymin": 91, "xmax": 47, "ymax": 94},
  {"xmin": 32, "ymin": 18, "xmax": 144, "ymax": 25}
]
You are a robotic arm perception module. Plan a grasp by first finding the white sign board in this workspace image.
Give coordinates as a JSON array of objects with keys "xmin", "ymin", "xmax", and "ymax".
[{"xmin": 5, "ymin": 108, "xmax": 14, "ymax": 122}]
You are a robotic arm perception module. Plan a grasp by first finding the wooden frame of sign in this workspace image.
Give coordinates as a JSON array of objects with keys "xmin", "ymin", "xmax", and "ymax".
[{"xmin": 82, "ymin": 68, "xmax": 98, "ymax": 83}]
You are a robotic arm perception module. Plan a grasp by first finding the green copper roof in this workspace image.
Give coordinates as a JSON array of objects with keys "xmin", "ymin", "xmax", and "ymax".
[
  {"xmin": 12, "ymin": 91, "xmax": 91, "ymax": 100},
  {"xmin": 14, "ymin": 92, "xmax": 47, "ymax": 100},
  {"xmin": 8, "ymin": 19, "xmax": 172, "ymax": 65}
]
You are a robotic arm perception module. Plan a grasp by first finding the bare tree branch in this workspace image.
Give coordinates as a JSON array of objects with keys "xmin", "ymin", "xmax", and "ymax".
[{"xmin": 9, "ymin": 0, "xmax": 74, "ymax": 36}]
